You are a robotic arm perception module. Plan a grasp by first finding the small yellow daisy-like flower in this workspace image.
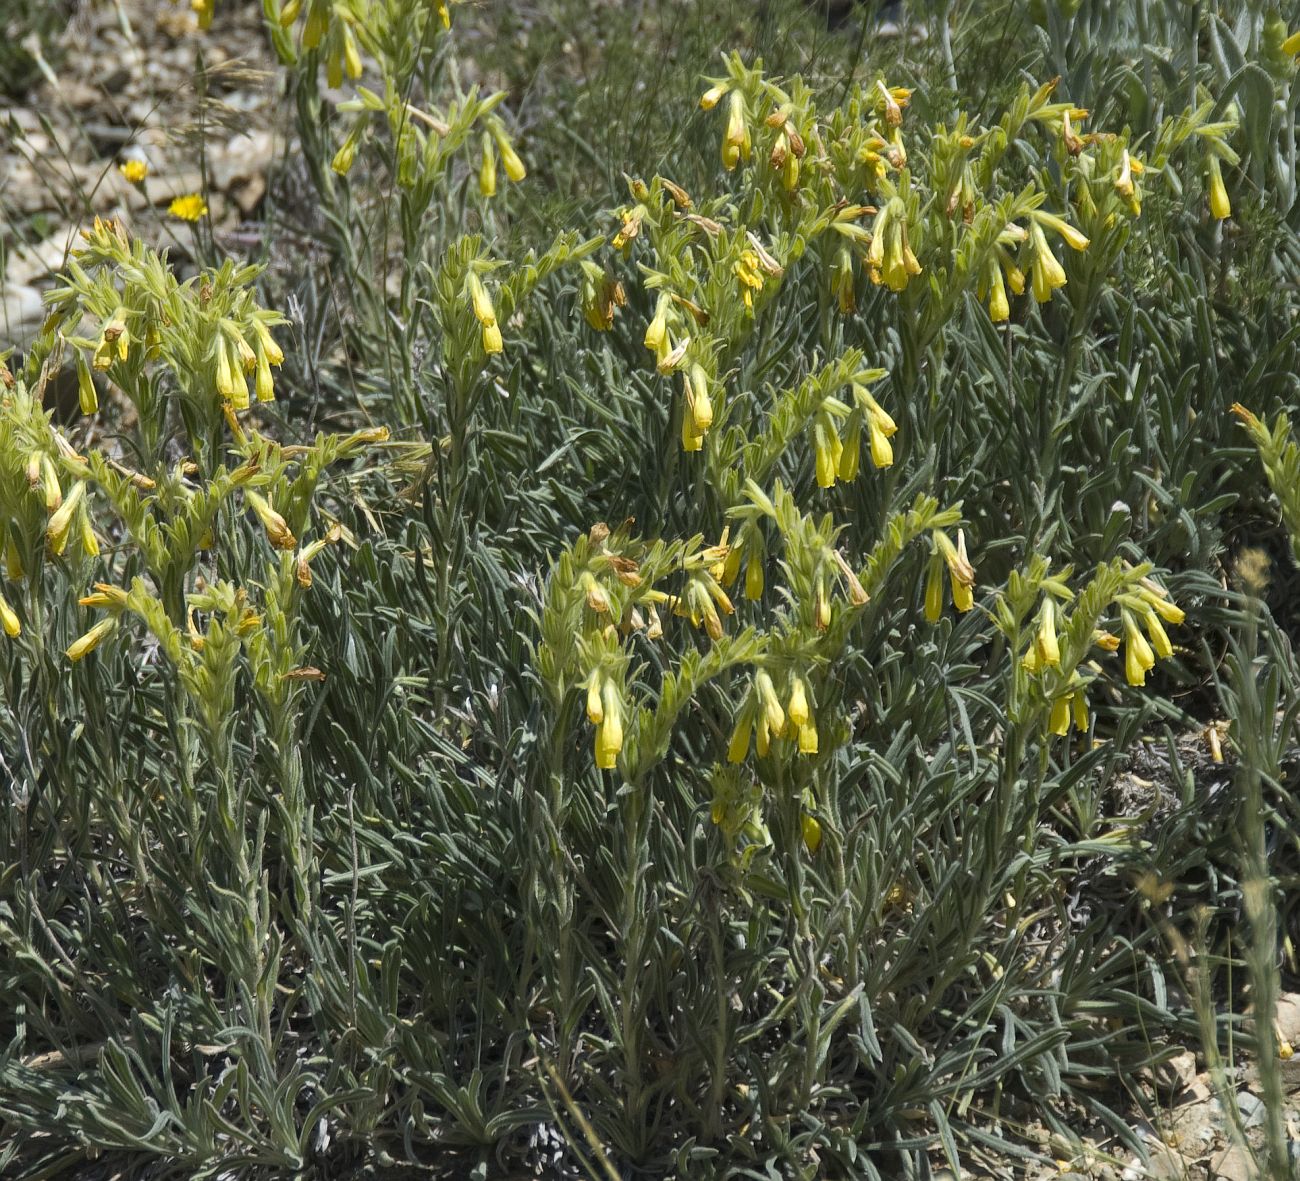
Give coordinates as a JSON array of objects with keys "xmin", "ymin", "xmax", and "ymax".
[
  {"xmin": 119, "ymin": 159, "xmax": 148, "ymax": 184},
  {"xmin": 168, "ymin": 193, "xmax": 208, "ymax": 222}
]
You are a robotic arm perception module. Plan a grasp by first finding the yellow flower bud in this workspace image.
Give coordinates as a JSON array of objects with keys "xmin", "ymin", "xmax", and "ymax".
[
  {"xmin": 0, "ymin": 593, "xmax": 20, "ymax": 638},
  {"xmin": 1036, "ymin": 599, "xmax": 1061, "ymax": 668},
  {"xmin": 745, "ymin": 553, "xmax": 764, "ymax": 601},
  {"xmin": 987, "ymin": 261, "xmax": 1010, "ymax": 322},
  {"xmin": 479, "ymin": 134, "xmax": 498, "ymax": 198},
  {"xmin": 41, "ymin": 456, "xmax": 62, "ymax": 513},
  {"xmin": 644, "ymin": 295, "xmax": 670, "ymax": 353},
  {"xmin": 838, "ymin": 416, "xmax": 861, "ymax": 481},
  {"xmin": 801, "ymin": 812, "xmax": 822, "ymax": 852},
  {"xmin": 798, "ymin": 722, "xmax": 818, "ymax": 755},
  {"xmin": 1034, "ymin": 210, "xmax": 1090, "ymax": 252},
  {"xmin": 586, "ymin": 671, "xmax": 604, "ymax": 724},
  {"xmin": 788, "ymin": 676, "xmax": 810, "ymax": 728},
  {"xmin": 1050, "ymin": 695, "xmax": 1071, "ymax": 736},
  {"xmin": 1071, "ymin": 689, "xmax": 1089, "ymax": 732}
]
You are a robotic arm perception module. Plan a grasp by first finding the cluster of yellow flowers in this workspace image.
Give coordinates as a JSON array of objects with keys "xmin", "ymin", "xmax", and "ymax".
[
  {"xmin": 478, "ymin": 119, "xmax": 527, "ymax": 198},
  {"xmin": 1019, "ymin": 571, "xmax": 1184, "ymax": 738},
  {"xmin": 923, "ymin": 530, "xmax": 975, "ymax": 619},
  {"xmin": 728, "ymin": 668, "xmax": 819, "ymax": 761}
]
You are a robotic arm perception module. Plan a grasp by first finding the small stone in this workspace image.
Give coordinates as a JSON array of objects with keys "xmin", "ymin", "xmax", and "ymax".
[{"xmin": 1209, "ymin": 1143, "xmax": 1255, "ymax": 1181}]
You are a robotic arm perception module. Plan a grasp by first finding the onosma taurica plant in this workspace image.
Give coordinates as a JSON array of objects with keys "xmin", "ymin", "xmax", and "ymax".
[{"xmin": 2, "ymin": 2, "xmax": 1299, "ymax": 1178}]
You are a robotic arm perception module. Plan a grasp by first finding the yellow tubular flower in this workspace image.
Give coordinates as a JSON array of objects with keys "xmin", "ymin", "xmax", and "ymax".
[
  {"xmin": 67, "ymin": 617, "xmax": 116, "ymax": 662},
  {"xmin": 755, "ymin": 713, "xmax": 771, "ymax": 757},
  {"xmin": 493, "ymin": 129, "xmax": 527, "ymax": 183},
  {"xmin": 699, "ymin": 83, "xmax": 728, "ymax": 110},
  {"xmin": 1050, "ymin": 695, "xmax": 1071, "ymax": 736},
  {"xmin": 788, "ymin": 676, "xmax": 810, "ymax": 728},
  {"xmin": 41, "ymin": 456, "xmax": 62, "ymax": 512},
  {"xmin": 80, "ymin": 515, "xmax": 99, "ymax": 558},
  {"xmin": 987, "ymin": 261, "xmax": 1010, "ymax": 322},
  {"xmin": 798, "ymin": 722, "xmax": 818, "ymax": 755},
  {"xmin": 596, "ymin": 681, "xmax": 623, "ymax": 769},
  {"xmin": 1144, "ymin": 611, "xmax": 1173, "ymax": 660},
  {"xmin": 687, "ymin": 364, "xmax": 713, "ymax": 434},
  {"xmin": 1036, "ymin": 599, "xmax": 1061, "ymax": 667},
  {"xmin": 192, "ymin": 0, "xmax": 214, "ymax": 29},
  {"xmin": 1035, "ymin": 210, "xmax": 1090, "ymax": 252},
  {"xmin": 644, "ymin": 295, "xmax": 670, "ymax": 352},
  {"xmin": 255, "ymin": 351, "xmax": 275, "ymax": 402},
  {"xmin": 467, "ymin": 271, "xmax": 496, "ymax": 327},
  {"xmin": 754, "ymin": 670, "xmax": 785, "ymax": 738},
  {"xmin": 950, "ymin": 531, "xmax": 975, "ymax": 613},
  {"xmin": 924, "ymin": 554, "xmax": 944, "ymax": 622},
  {"xmin": 342, "ymin": 24, "xmax": 363, "ymax": 79},
  {"xmin": 813, "ymin": 423, "xmax": 835, "ymax": 488},
  {"xmin": 867, "ymin": 414, "xmax": 893, "ymax": 469},
  {"xmin": 1071, "ymin": 689, "xmax": 1089, "ymax": 732},
  {"xmin": 1207, "ymin": 154, "xmax": 1231, "ymax": 220},
  {"xmin": 838, "ymin": 416, "xmax": 861, "ymax": 481},
  {"xmin": 246, "ymin": 491, "xmax": 297, "ymax": 550},
  {"xmin": 745, "ymin": 554, "xmax": 764, "ymax": 601},
  {"xmin": 585, "ymin": 672, "xmax": 605, "ymax": 724},
  {"xmin": 722, "ymin": 91, "xmax": 750, "ymax": 171},
  {"xmin": 253, "ymin": 320, "xmax": 285, "ymax": 367},
  {"xmin": 728, "ymin": 711, "xmax": 751, "ymax": 763},
  {"xmin": 0, "ymin": 593, "xmax": 19, "ymax": 638},
  {"xmin": 46, "ymin": 481, "xmax": 85, "ymax": 555},
  {"xmin": 1030, "ymin": 223, "xmax": 1067, "ymax": 303},
  {"xmin": 801, "ymin": 813, "xmax": 822, "ymax": 851},
  {"xmin": 482, "ymin": 321, "xmax": 503, "ymax": 355},
  {"xmin": 479, "ymin": 134, "xmax": 498, "ymax": 198}
]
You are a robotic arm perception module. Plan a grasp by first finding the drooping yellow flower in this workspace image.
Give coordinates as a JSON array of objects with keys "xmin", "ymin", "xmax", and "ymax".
[
  {"xmin": 492, "ymin": 127, "xmax": 527, "ymax": 183},
  {"xmin": 1123, "ymin": 610, "xmax": 1156, "ymax": 686},
  {"xmin": 168, "ymin": 193, "xmax": 208, "ymax": 222},
  {"xmin": 754, "ymin": 670, "xmax": 785, "ymax": 738},
  {"xmin": 595, "ymin": 680, "xmax": 623, "ymax": 769},
  {"xmin": 67, "ymin": 617, "xmax": 116, "ymax": 662},
  {"xmin": 191, "ymin": 0, "xmax": 214, "ymax": 30},
  {"xmin": 1049, "ymin": 694, "xmax": 1071, "ymax": 736},
  {"xmin": 722, "ymin": 91, "xmax": 751, "ymax": 171},
  {"xmin": 745, "ymin": 553, "xmax": 764, "ymax": 601},
  {"xmin": 479, "ymin": 134, "xmax": 498, "ymax": 197},
  {"xmin": 699, "ymin": 82, "xmax": 729, "ymax": 110},
  {"xmin": 586, "ymin": 671, "xmax": 604, "ymax": 724},
  {"xmin": 246, "ymin": 490, "xmax": 297, "ymax": 550},
  {"xmin": 46, "ymin": 481, "xmax": 85, "ymax": 556},
  {"xmin": 119, "ymin": 159, "xmax": 148, "ymax": 184},
  {"xmin": 787, "ymin": 676, "xmax": 810, "ymax": 729},
  {"xmin": 685, "ymin": 364, "xmax": 713, "ymax": 435},
  {"xmin": 935, "ymin": 530, "xmax": 975, "ymax": 613},
  {"xmin": 1207, "ymin": 154, "xmax": 1231, "ymax": 220}
]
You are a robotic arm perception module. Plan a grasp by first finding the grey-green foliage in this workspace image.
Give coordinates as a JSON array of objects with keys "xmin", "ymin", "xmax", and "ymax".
[{"xmin": 2, "ymin": 1, "xmax": 1299, "ymax": 1179}]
